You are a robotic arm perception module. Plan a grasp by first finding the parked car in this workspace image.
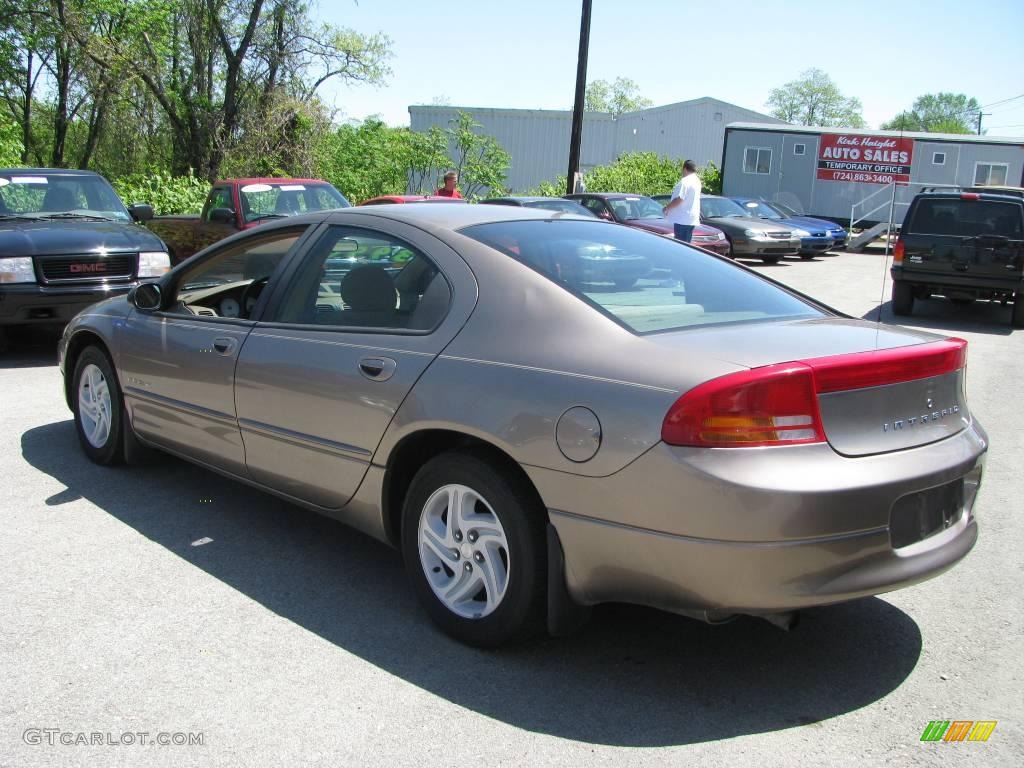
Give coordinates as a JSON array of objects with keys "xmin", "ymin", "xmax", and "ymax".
[
  {"xmin": 359, "ymin": 195, "xmax": 468, "ymax": 205},
  {"xmin": 891, "ymin": 188, "xmax": 1024, "ymax": 327},
  {"xmin": 699, "ymin": 196, "xmax": 801, "ymax": 263},
  {"xmin": 146, "ymin": 178, "xmax": 350, "ymax": 264},
  {"xmin": 59, "ymin": 205, "xmax": 985, "ymax": 647},
  {"xmin": 0, "ymin": 168, "xmax": 170, "ymax": 350},
  {"xmin": 481, "ymin": 196, "xmax": 597, "ymax": 216},
  {"xmin": 770, "ymin": 200, "xmax": 849, "ymax": 248},
  {"xmin": 730, "ymin": 197, "xmax": 841, "ymax": 257},
  {"xmin": 565, "ymin": 192, "xmax": 731, "ymax": 257}
]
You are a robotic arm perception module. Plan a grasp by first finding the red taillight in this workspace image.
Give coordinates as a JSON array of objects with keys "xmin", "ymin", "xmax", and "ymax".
[
  {"xmin": 661, "ymin": 338, "xmax": 967, "ymax": 448},
  {"xmin": 662, "ymin": 363, "xmax": 824, "ymax": 447},
  {"xmin": 805, "ymin": 337, "xmax": 967, "ymax": 393},
  {"xmin": 893, "ymin": 238, "xmax": 905, "ymax": 264},
  {"xmin": 960, "ymin": 193, "xmax": 981, "ymax": 200}
]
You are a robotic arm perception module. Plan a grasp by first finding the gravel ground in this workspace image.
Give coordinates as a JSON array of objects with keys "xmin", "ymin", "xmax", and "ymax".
[{"xmin": 1, "ymin": 249, "xmax": 1021, "ymax": 767}]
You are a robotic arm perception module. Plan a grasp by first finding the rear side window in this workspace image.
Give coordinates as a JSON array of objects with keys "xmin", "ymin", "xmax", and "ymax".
[
  {"xmin": 462, "ymin": 220, "xmax": 823, "ymax": 334},
  {"xmin": 908, "ymin": 199, "xmax": 1023, "ymax": 239}
]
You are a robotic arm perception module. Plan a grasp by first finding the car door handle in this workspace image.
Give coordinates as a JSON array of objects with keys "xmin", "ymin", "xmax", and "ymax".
[
  {"xmin": 213, "ymin": 337, "xmax": 237, "ymax": 355},
  {"xmin": 358, "ymin": 357, "xmax": 396, "ymax": 382}
]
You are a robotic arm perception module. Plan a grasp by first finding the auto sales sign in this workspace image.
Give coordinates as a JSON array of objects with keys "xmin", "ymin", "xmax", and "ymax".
[{"xmin": 817, "ymin": 133, "xmax": 914, "ymax": 184}]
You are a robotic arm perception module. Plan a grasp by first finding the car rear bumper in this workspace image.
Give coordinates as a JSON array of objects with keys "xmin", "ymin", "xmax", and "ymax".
[
  {"xmin": 891, "ymin": 266, "xmax": 1023, "ymax": 295},
  {"xmin": 0, "ymin": 283, "xmax": 135, "ymax": 326},
  {"xmin": 531, "ymin": 420, "xmax": 987, "ymax": 614}
]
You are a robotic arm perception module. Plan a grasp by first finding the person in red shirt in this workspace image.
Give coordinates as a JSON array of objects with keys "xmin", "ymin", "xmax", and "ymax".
[{"xmin": 435, "ymin": 171, "xmax": 462, "ymax": 198}]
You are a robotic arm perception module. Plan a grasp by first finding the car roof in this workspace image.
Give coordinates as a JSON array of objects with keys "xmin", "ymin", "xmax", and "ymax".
[
  {"xmin": 225, "ymin": 178, "xmax": 330, "ymax": 186},
  {"xmin": 0, "ymin": 167, "xmax": 104, "ymax": 177},
  {"xmin": 483, "ymin": 196, "xmax": 565, "ymax": 203},
  {"xmin": 569, "ymin": 192, "xmax": 647, "ymax": 200}
]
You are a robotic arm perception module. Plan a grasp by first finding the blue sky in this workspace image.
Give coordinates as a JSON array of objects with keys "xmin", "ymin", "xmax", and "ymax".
[{"xmin": 317, "ymin": 0, "xmax": 1024, "ymax": 136}]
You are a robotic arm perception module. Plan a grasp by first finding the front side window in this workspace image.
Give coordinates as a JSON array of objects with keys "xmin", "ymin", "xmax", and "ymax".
[
  {"xmin": 272, "ymin": 226, "xmax": 450, "ymax": 331},
  {"xmin": 463, "ymin": 220, "xmax": 822, "ymax": 334},
  {"xmin": 974, "ymin": 163, "xmax": 1009, "ymax": 186},
  {"xmin": 579, "ymin": 198, "xmax": 608, "ymax": 217},
  {"xmin": 203, "ymin": 187, "xmax": 234, "ymax": 221},
  {"xmin": 743, "ymin": 147, "xmax": 772, "ymax": 175},
  {"xmin": 610, "ymin": 196, "xmax": 664, "ymax": 220},
  {"xmin": 169, "ymin": 228, "xmax": 307, "ymax": 319},
  {"xmin": 0, "ymin": 172, "xmax": 130, "ymax": 221}
]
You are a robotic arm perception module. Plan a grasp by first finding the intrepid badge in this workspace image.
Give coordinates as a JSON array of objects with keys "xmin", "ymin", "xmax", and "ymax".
[{"xmin": 884, "ymin": 405, "xmax": 959, "ymax": 433}]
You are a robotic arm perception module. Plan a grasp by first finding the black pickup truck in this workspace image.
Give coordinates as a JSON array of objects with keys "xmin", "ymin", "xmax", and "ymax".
[
  {"xmin": 891, "ymin": 187, "xmax": 1024, "ymax": 328},
  {"xmin": 0, "ymin": 168, "xmax": 170, "ymax": 349}
]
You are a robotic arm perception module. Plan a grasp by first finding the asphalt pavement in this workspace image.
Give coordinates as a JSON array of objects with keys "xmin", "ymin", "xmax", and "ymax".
[{"xmin": 1, "ymin": 249, "xmax": 1021, "ymax": 767}]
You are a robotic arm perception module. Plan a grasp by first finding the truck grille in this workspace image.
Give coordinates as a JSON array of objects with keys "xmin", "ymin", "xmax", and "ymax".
[{"xmin": 38, "ymin": 254, "xmax": 136, "ymax": 284}]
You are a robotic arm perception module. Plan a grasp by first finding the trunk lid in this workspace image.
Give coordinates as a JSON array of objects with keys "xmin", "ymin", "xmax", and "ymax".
[{"xmin": 643, "ymin": 318, "xmax": 970, "ymax": 456}]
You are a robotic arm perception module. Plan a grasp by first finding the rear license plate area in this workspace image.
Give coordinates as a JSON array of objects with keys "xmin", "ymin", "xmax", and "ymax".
[{"xmin": 890, "ymin": 479, "xmax": 964, "ymax": 549}]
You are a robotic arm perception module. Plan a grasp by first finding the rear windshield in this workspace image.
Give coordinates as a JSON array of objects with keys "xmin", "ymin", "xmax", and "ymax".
[
  {"xmin": 462, "ymin": 220, "xmax": 824, "ymax": 334},
  {"xmin": 908, "ymin": 198, "xmax": 1023, "ymax": 238}
]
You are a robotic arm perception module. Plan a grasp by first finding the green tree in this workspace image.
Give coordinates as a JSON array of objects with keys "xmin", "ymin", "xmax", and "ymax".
[
  {"xmin": 446, "ymin": 112, "xmax": 511, "ymax": 199},
  {"xmin": 585, "ymin": 77, "xmax": 653, "ymax": 115},
  {"xmin": 881, "ymin": 93, "xmax": 981, "ymax": 134},
  {"xmin": 76, "ymin": 0, "xmax": 392, "ymax": 180},
  {"xmin": 531, "ymin": 154, "xmax": 721, "ymax": 197},
  {"xmin": 766, "ymin": 68, "xmax": 865, "ymax": 128}
]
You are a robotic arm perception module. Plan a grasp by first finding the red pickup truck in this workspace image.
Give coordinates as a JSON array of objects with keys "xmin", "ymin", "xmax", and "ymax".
[{"xmin": 146, "ymin": 177, "xmax": 351, "ymax": 264}]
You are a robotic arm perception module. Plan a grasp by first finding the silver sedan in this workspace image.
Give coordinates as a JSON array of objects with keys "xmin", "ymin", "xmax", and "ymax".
[{"xmin": 58, "ymin": 204, "xmax": 986, "ymax": 647}]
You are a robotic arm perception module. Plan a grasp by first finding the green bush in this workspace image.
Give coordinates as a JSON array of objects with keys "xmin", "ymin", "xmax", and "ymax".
[
  {"xmin": 530, "ymin": 154, "xmax": 723, "ymax": 197},
  {"xmin": 111, "ymin": 171, "xmax": 209, "ymax": 215},
  {"xmin": 0, "ymin": 114, "xmax": 23, "ymax": 167}
]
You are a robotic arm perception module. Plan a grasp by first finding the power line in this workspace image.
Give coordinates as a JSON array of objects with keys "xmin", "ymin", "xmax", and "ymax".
[{"xmin": 980, "ymin": 93, "xmax": 1024, "ymax": 109}]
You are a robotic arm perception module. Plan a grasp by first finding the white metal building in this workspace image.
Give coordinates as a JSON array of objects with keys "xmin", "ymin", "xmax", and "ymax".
[
  {"xmin": 409, "ymin": 98, "xmax": 783, "ymax": 193},
  {"xmin": 721, "ymin": 122, "xmax": 1024, "ymax": 231}
]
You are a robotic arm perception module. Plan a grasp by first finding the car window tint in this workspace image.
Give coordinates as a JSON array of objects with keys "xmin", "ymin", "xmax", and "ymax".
[
  {"xmin": 463, "ymin": 220, "xmax": 823, "ymax": 334},
  {"xmin": 169, "ymin": 228, "xmax": 306, "ymax": 317},
  {"xmin": 910, "ymin": 199, "xmax": 1023, "ymax": 239},
  {"xmin": 272, "ymin": 226, "xmax": 450, "ymax": 331}
]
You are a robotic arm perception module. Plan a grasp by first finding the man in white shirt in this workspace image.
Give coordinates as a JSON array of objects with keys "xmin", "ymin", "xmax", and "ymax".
[{"xmin": 662, "ymin": 159, "xmax": 702, "ymax": 242}]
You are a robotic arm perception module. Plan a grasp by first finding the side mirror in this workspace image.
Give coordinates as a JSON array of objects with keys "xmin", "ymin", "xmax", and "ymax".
[
  {"xmin": 209, "ymin": 207, "xmax": 235, "ymax": 224},
  {"xmin": 128, "ymin": 203, "xmax": 154, "ymax": 222},
  {"xmin": 129, "ymin": 282, "xmax": 162, "ymax": 311}
]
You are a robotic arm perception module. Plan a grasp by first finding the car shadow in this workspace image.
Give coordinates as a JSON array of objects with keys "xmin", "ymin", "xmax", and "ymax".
[
  {"xmin": 21, "ymin": 420, "xmax": 924, "ymax": 747},
  {"xmin": 0, "ymin": 327, "xmax": 60, "ymax": 369},
  {"xmin": 862, "ymin": 300, "xmax": 1015, "ymax": 336},
  {"xmin": 734, "ymin": 257, "xmax": 789, "ymax": 268}
]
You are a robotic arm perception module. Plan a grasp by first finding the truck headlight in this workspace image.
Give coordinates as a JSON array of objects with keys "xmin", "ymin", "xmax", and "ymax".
[
  {"xmin": 138, "ymin": 251, "xmax": 171, "ymax": 278},
  {"xmin": 0, "ymin": 256, "xmax": 35, "ymax": 284}
]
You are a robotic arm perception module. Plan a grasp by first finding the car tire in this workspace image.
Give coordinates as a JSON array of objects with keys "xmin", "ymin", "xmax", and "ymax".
[
  {"xmin": 1012, "ymin": 293, "xmax": 1024, "ymax": 329},
  {"xmin": 401, "ymin": 451, "xmax": 547, "ymax": 647},
  {"xmin": 72, "ymin": 346, "xmax": 125, "ymax": 465},
  {"xmin": 799, "ymin": 253, "xmax": 815, "ymax": 260},
  {"xmin": 892, "ymin": 281, "xmax": 914, "ymax": 316},
  {"xmin": 761, "ymin": 255, "xmax": 783, "ymax": 265}
]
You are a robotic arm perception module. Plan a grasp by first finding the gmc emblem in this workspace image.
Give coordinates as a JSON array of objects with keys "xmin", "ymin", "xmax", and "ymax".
[{"xmin": 70, "ymin": 263, "xmax": 106, "ymax": 273}]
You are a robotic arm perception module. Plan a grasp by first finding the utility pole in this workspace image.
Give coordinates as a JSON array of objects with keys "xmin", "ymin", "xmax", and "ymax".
[
  {"xmin": 566, "ymin": 0, "xmax": 592, "ymax": 195},
  {"xmin": 977, "ymin": 111, "xmax": 983, "ymax": 135}
]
